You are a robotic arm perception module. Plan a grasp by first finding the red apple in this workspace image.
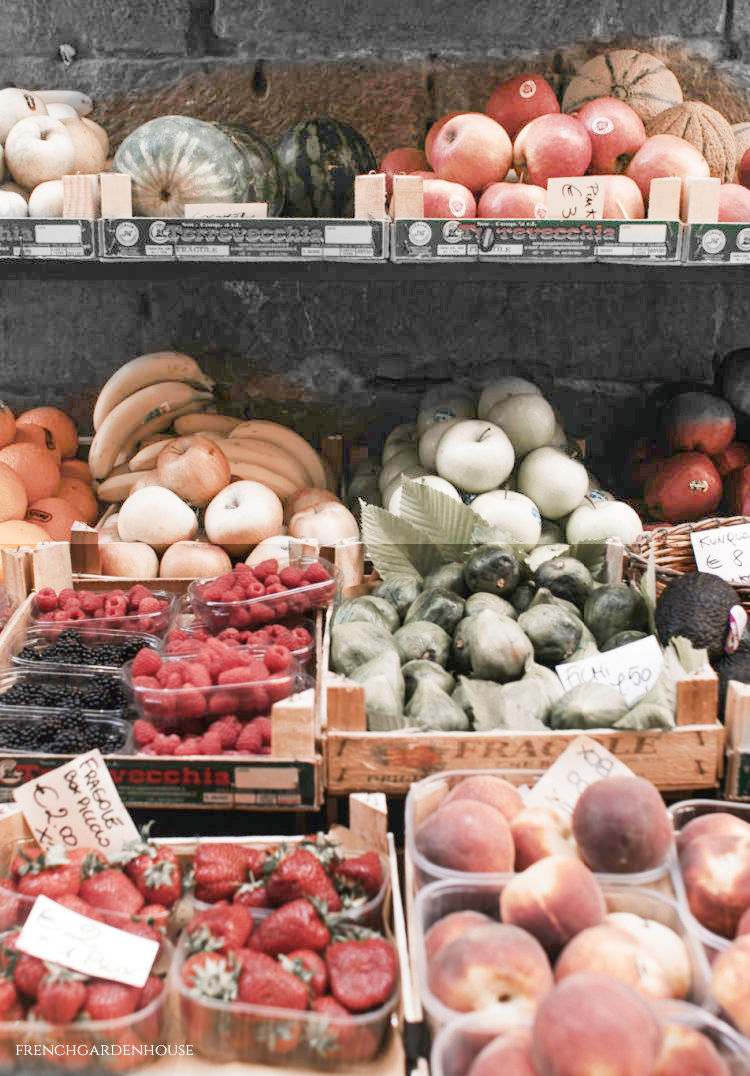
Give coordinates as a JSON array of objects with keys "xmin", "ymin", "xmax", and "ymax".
[
  {"xmin": 718, "ymin": 182, "xmax": 750, "ymax": 221},
  {"xmin": 485, "ymin": 73, "xmax": 561, "ymax": 141},
  {"xmin": 575, "ymin": 97, "xmax": 646, "ymax": 173},
  {"xmin": 477, "ymin": 182, "xmax": 547, "ymax": 219},
  {"xmin": 601, "ymin": 174, "xmax": 645, "ymax": 219},
  {"xmin": 513, "ymin": 114, "xmax": 592, "ymax": 187},
  {"xmin": 424, "ymin": 112, "xmax": 462, "ymax": 160},
  {"xmin": 380, "ymin": 146, "xmax": 429, "ymax": 197},
  {"xmin": 423, "ymin": 178, "xmax": 477, "ymax": 218},
  {"xmin": 625, "ymin": 134, "xmax": 710, "ymax": 204},
  {"xmin": 739, "ymin": 145, "xmax": 750, "ymax": 189},
  {"xmin": 427, "ymin": 112, "xmax": 513, "ymax": 193}
]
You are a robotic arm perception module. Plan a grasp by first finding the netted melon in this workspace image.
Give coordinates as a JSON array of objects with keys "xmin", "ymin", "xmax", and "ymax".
[
  {"xmin": 562, "ymin": 50, "xmax": 683, "ymax": 124},
  {"xmin": 646, "ymin": 101, "xmax": 735, "ymax": 182}
]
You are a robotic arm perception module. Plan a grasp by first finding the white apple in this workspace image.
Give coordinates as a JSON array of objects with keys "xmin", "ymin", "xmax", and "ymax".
[
  {"xmin": 45, "ymin": 102, "xmax": 78, "ymax": 121},
  {"xmin": 28, "ymin": 179, "xmax": 63, "ymax": 217},
  {"xmin": 488, "ymin": 393, "xmax": 557, "ymax": 457},
  {"xmin": 418, "ymin": 416, "xmax": 460, "ymax": 469},
  {"xmin": 118, "ymin": 486, "xmax": 198, "ymax": 551},
  {"xmin": 435, "ymin": 418, "xmax": 515, "ymax": 493},
  {"xmin": 420, "ymin": 382, "xmax": 472, "ymax": 410},
  {"xmin": 478, "ymin": 377, "xmax": 541, "ymax": 419},
  {"xmin": 205, "ymin": 479, "xmax": 284, "ymax": 556},
  {"xmin": 388, "ymin": 473, "xmax": 461, "ymax": 514},
  {"xmin": 517, "ymin": 446, "xmax": 590, "ymax": 519},
  {"xmin": 0, "ymin": 190, "xmax": 27, "ymax": 218},
  {"xmin": 4, "ymin": 115, "xmax": 75, "ymax": 187},
  {"xmin": 288, "ymin": 501, "xmax": 360, "ymax": 545},
  {"xmin": 0, "ymin": 88, "xmax": 47, "ymax": 144},
  {"xmin": 565, "ymin": 498, "xmax": 643, "ymax": 546},
  {"xmin": 98, "ymin": 540, "xmax": 159, "ymax": 579},
  {"xmin": 156, "ymin": 435, "xmax": 231, "ymax": 507},
  {"xmin": 470, "ymin": 489, "xmax": 542, "ymax": 550},
  {"xmin": 417, "ymin": 395, "xmax": 475, "ymax": 437},
  {"xmin": 246, "ymin": 534, "xmax": 313, "ymax": 569},
  {"xmin": 382, "ymin": 422, "xmax": 418, "ymax": 461},
  {"xmin": 159, "ymin": 539, "xmax": 232, "ymax": 579},
  {"xmin": 382, "ymin": 466, "xmax": 428, "ymax": 508},
  {"xmin": 285, "ymin": 487, "xmax": 340, "ymax": 520},
  {"xmin": 61, "ymin": 116, "xmax": 107, "ymax": 174},
  {"xmin": 81, "ymin": 117, "xmax": 109, "ymax": 155},
  {"xmin": 378, "ymin": 447, "xmax": 421, "ymax": 493}
]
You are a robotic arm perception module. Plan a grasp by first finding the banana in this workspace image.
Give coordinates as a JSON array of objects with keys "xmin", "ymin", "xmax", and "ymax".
[
  {"xmin": 229, "ymin": 420, "xmax": 326, "ymax": 489},
  {"xmin": 128, "ymin": 437, "xmax": 175, "ymax": 471},
  {"xmin": 116, "ymin": 402, "xmax": 211, "ymax": 465},
  {"xmin": 96, "ymin": 469, "xmax": 159, "ymax": 503},
  {"xmin": 88, "ymin": 383, "xmax": 213, "ymax": 479},
  {"xmin": 31, "ymin": 89, "xmax": 93, "ymax": 115},
  {"xmin": 212, "ymin": 437, "xmax": 311, "ymax": 489},
  {"xmin": 226, "ymin": 462, "xmax": 298, "ymax": 500},
  {"xmin": 173, "ymin": 412, "xmax": 240, "ymax": 436},
  {"xmin": 93, "ymin": 352, "xmax": 215, "ymax": 431}
]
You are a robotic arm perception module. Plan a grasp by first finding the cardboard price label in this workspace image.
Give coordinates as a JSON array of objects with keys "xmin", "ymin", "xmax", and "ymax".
[
  {"xmin": 555, "ymin": 635, "xmax": 663, "ymax": 707},
  {"xmin": 17, "ymin": 895, "xmax": 158, "ymax": 988},
  {"xmin": 546, "ymin": 177, "xmax": 606, "ymax": 220},
  {"xmin": 690, "ymin": 523, "xmax": 750, "ymax": 583},
  {"xmin": 524, "ymin": 735, "xmax": 634, "ymax": 816},
  {"xmin": 12, "ymin": 749, "xmax": 139, "ymax": 854}
]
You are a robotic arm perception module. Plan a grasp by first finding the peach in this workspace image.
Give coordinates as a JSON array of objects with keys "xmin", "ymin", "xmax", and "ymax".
[
  {"xmin": 414, "ymin": 799, "xmax": 515, "ymax": 874},
  {"xmin": 443, "ymin": 774, "xmax": 525, "ymax": 823},
  {"xmin": 711, "ymin": 934, "xmax": 750, "ymax": 1036},
  {"xmin": 676, "ymin": 812, "xmax": 750, "ymax": 853},
  {"xmin": 652, "ymin": 1023, "xmax": 731, "ymax": 1076},
  {"xmin": 605, "ymin": 912, "xmax": 692, "ymax": 999},
  {"xmin": 510, "ymin": 806, "xmax": 579, "ymax": 870},
  {"xmin": 679, "ymin": 833, "xmax": 750, "ymax": 938},
  {"xmin": 554, "ymin": 924, "xmax": 671, "ymax": 999},
  {"xmin": 467, "ymin": 1029, "xmax": 537, "ymax": 1076},
  {"xmin": 424, "ymin": 910, "xmax": 494, "ymax": 963},
  {"xmin": 737, "ymin": 905, "xmax": 750, "ymax": 936},
  {"xmin": 499, "ymin": 855, "xmax": 606, "ymax": 958},
  {"xmin": 530, "ymin": 972, "xmax": 663, "ymax": 1076},
  {"xmin": 572, "ymin": 776, "xmax": 672, "ymax": 873},
  {"xmin": 427, "ymin": 922, "xmax": 553, "ymax": 1013}
]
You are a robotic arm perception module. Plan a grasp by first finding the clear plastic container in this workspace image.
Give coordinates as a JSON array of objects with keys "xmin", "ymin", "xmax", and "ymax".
[
  {"xmin": 12, "ymin": 626, "xmax": 161, "ymax": 673},
  {"xmin": 430, "ymin": 1001, "xmax": 750, "ymax": 1076},
  {"xmin": 170, "ymin": 933, "xmax": 398, "ymax": 1068},
  {"xmin": 0, "ymin": 667, "xmax": 129, "ymax": 714},
  {"xmin": 31, "ymin": 587, "xmax": 175, "ymax": 637},
  {"xmin": 0, "ymin": 582, "xmax": 14, "ymax": 633},
  {"xmin": 413, "ymin": 877, "xmax": 713, "ymax": 1037},
  {"xmin": 668, "ymin": 798, "xmax": 750, "ymax": 956},
  {"xmin": 188, "ymin": 556, "xmax": 338, "ymax": 632},
  {"xmin": 0, "ymin": 706, "xmax": 132, "ymax": 755},
  {"xmin": 405, "ymin": 769, "xmax": 672, "ymax": 891},
  {"xmin": 163, "ymin": 610, "xmax": 317, "ymax": 668}
]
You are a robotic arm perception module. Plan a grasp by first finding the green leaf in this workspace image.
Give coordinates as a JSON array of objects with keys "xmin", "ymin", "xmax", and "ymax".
[
  {"xmin": 359, "ymin": 501, "xmax": 444, "ymax": 582},
  {"xmin": 396, "ymin": 479, "xmax": 477, "ymax": 563},
  {"xmin": 469, "ymin": 519, "xmax": 521, "ymax": 550},
  {"xmin": 639, "ymin": 546, "xmax": 658, "ymax": 634},
  {"xmin": 669, "ymin": 635, "xmax": 710, "ymax": 674}
]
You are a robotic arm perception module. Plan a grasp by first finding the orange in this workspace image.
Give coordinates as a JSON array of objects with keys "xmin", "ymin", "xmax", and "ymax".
[
  {"xmin": 12, "ymin": 424, "xmax": 62, "ymax": 467},
  {"xmin": 60, "ymin": 458, "xmax": 92, "ymax": 483},
  {"xmin": 0, "ymin": 462, "xmax": 27, "ymax": 523},
  {"xmin": 16, "ymin": 406, "xmax": 78, "ymax": 459},
  {"xmin": 56, "ymin": 477, "xmax": 98, "ymax": 525},
  {"xmin": 0, "ymin": 405, "xmax": 15, "ymax": 450},
  {"xmin": 0, "ymin": 443, "xmax": 60, "ymax": 503},
  {"xmin": 26, "ymin": 497, "xmax": 83, "ymax": 541},
  {"xmin": 0, "ymin": 520, "xmax": 50, "ymax": 580}
]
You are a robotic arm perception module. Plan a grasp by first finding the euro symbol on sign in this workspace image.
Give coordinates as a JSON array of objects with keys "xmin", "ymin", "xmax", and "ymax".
[{"xmin": 706, "ymin": 554, "xmax": 721, "ymax": 569}]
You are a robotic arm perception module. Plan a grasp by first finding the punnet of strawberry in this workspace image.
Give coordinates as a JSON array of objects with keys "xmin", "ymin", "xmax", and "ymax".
[
  {"xmin": 33, "ymin": 585, "xmax": 173, "ymax": 638},
  {"xmin": 188, "ymin": 557, "xmax": 338, "ymax": 632}
]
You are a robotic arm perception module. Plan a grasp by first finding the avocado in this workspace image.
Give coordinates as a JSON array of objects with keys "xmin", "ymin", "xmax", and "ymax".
[
  {"xmin": 655, "ymin": 571, "xmax": 741, "ymax": 662},
  {"xmin": 533, "ymin": 556, "xmax": 593, "ymax": 610}
]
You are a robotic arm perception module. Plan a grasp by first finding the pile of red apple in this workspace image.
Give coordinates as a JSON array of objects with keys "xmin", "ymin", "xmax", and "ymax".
[{"xmin": 381, "ymin": 71, "xmax": 750, "ymax": 222}]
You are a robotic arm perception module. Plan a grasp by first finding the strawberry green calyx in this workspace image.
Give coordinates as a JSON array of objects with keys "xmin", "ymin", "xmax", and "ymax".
[
  {"xmin": 113, "ymin": 821, "xmax": 158, "ymax": 865},
  {"xmin": 185, "ymin": 954, "xmax": 239, "ymax": 1002},
  {"xmin": 278, "ymin": 954, "xmax": 314, "ymax": 984},
  {"xmin": 79, "ymin": 853, "xmax": 109, "ymax": 881},
  {"xmin": 144, "ymin": 858, "xmax": 176, "ymax": 889},
  {"xmin": 16, "ymin": 846, "xmax": 69, "ymax": 877}
]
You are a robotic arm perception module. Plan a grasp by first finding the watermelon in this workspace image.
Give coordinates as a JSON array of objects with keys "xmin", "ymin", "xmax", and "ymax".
[
  {"xmin": 215, "ymin": 123, "xmax": 286, "ymax": 216},
  {"xmin": 275, "ymin": 117, "xmax": 377, "ymax": 218}
]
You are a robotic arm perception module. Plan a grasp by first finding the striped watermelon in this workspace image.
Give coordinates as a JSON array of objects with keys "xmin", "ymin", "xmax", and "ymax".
[
  {"xmin": 215, "ymin": 123, "xmax": 286, "ymax": 216},
  {"xmin": 562, "ymin": 51, "xmax": 683, "ymax": 124},
  {"xmin": 113, "ymin": 115, "xmax": 251, "ymax": 216},
  {"xmin": 275, "ymin": 118, "xmax": 377, "ymax": 218}
]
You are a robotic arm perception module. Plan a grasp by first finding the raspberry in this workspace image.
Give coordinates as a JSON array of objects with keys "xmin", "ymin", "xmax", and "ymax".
[
  {"xmin": 207, "ymin": 690, "xmax": 237, "ymax": 716},
  {"xmin": 291, "ymin": 626, "xmax": 312, "ymax": 647},
  {"xmin": 131, "ymin": 647, "xmax": 162, "ymax": 678},
  {"xmin": 138, "ymin": 596, "xmax": 161, "ymax": 615},
  {"xmin": 218, "ymin": 662, "xmax": 268, "ymax": 685},
  {"xmin": 208, "ymin": 715, "xmax": 241, "ymax": 749},
  {"xmin": 35, "ymin": 588, "xmax": 58, "ymax": 613},
  {"xmin": 175, "ymin": 688, "xmax": 207, "ymax": 720},
  {"xmin": 199, "ymin": 730, "xmax": 223, "ymax": 756},
  {"xmin": 79, "ymin": 591, "xmax": 104, "ymax": 615},
  {"xmin": 303, "ymin": 562, "xmax": 329, "ymax": 583},
  {"xmin": 249, "ymin": 629, "xmax": 271, "ymax": 645},
  {"xmin": 245, "ymin": 580, "xmax": 266, "ymax": 598},
  {"xmin": 128, "ymin": 584, "xmax": 152, "ymax": 608},
  {"xmin": 263, "ymin": 574, "xmax": 281, "ymax": 588},
  {"xmin": 104, "ymin": 594, "xmax": 128, "ymax": 617},
  {"xmin": 183, "ymin": 662, "xmax": 212, "ymax": 689},
  {"xmin": 132, "ymin": 675, "xmax": 160, "ymax": 689},
  {"xmin": 198, "ymin": 583, "xmax": 225, "ymax": 603},
  {"xmin": 217, "ymin": 628, "xmax": 241, "ymax": 643},
  {"xmin": 59, "ymin": 594, "xmax": 82, "ymax": 612},
  {"xmin": 252, "ymin": 716, "xmax": 272, "ymax": 745},
  {"xmin": 175, "ymin": 736, "xmax": 203, "ymax": 756},
  {"xmin": 152, "ymin": 734, "xmax": 180, "ymax": 756},
  {"xmin": 53, "ymin": 609, "xmax": 72, "ymax": 622},
  {"xmin": 234, "ymin": 562, "xmax": 253, "ymax": 576},
  {"xmin": 252, "ymin": 559, "xmax": 278, "ymax": 581},
  {"xmin": 235, "ymin": 723, "xmax": 263, "ymax": 754},
  {"xmin": 248, "ymin": 603, "xmax": 275, "ymax": 626},
  {"xmin": 264, "ymin": 645, "xmax": 292, "ymax": 673},
  {"xmin": 251, "ymin": 685, "xmax": 272, "ymax": 711},
  {"xmin": 58, "ymin": 588, "xmax": 77, "ymax": 605},
  {"xmin": 64, "ymin": 608, "xmax": 88, "ymax": 621},
  {"xmin": 165, "ymin": 670, "xmax": 185, "ymax": 691},
  {"xmin": 165, "ymin": 638, "xmax": 199, "ymax": 656},
  {"xmin": 133, "ymin": 720, "xmax": 157, "ymax": 746},
  {"xmin": 279, "ymin": 566, "xmax": 304, "ymax": 588}
]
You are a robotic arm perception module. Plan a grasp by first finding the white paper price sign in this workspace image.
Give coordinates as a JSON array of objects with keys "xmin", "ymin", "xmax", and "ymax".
[
  {"xmin": 12, "ymin": 749, "xmax": 139, "ymax": 854},
  {"xmin": 525, "ymin": 735, "xmax": 635, "ymax": 817},
  {"xmin": 546, "ymin": 176, "xmax": 606, "ymax": 220},
  {"xmin": 690, "ymin": 523, "xmax": 750, "ymax": 583},
  {"xmin": 17, "ymin": 895, "xmax": 158, "ymax": 988},
  {"xmin": 555, "ymin": 634, "xmax": 663, "ymax": 707}
]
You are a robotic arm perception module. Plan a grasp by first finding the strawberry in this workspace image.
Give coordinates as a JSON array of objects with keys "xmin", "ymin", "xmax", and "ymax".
[
  {"xmin": 192, "ymin": 843, "xmax": 249, "ymax": 903},
  {"xmin": 265, "ymin": 848, "xmax": 342, "ymax": 912},
  {"xmin": 233, "ymin": 878, "xmax": 269, "ymax": 909},
  {"xmin": 79, "ymin": 864, "xmax": 144, "ymax": 916},
  {"xmin": 251, "ymin": 899, "xmax": 331, "ymax": 955},
  {"xmin": 134, "ymin": 903, "xmax": 169, "ymax": 934},
  {"xmin": 309, "ymin": 995, "xmax": 379, "ymax": 1061},
  {"xmin": 0, "ymin": 879, "xmax": 22, "ymax": 932},
  {"xmin": 115, "ymin": 826, "xmax": 181, "ymax": 908},
  {"xmin": 333, "ymin": 852, "xmax": 384, "ymax": 901},
  {"xmin": 186, "ymin": 903, "xmax": 253, "ymax": 954},
  {"xmin": 137, "ymin": 975, "xmax": 164, "ymax": 1010},
  {"xmin": 12, "ymin": 846, "xmax": 80, "ymax": 901},
  {"xmin": 279, "ymin": 949, "xmax": 327, "ymax": 997},
  {"xmin": 325, "ymin": 936, "xmax": 398, "ymax": 1012},
  {"xmin": 84, "ymin": 981, "xmax": 140, "ymax": 1020},
  {"xmin": 130, "ymin": 647, "xmax": 161, "ymax": 678},
  {"xmin": 236, "ymin": 950, "xmax": 309, "ymax": 1010},
  {"xmin": 13, "ymin": 952, "xmax": 47, "ymax": 999},
  {"xmin": 52, "ymin": 894, "xmax": 106, "ymax": 922},
  {"xmin": 37, "ymin": 966, "xmax": 87, "ymax": 1024},
  {"xmin": 180, "ymin": 950, "xmax": 240, "ymax": 1000},
  {"xmin": 0, "ymin": 975, "xmax": 17, "ymax": 1015}
]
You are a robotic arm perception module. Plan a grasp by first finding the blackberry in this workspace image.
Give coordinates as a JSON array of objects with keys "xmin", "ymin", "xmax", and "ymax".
[{"xmin": 17, "ymin": 646, "xmax": 41, "ymax": 663}]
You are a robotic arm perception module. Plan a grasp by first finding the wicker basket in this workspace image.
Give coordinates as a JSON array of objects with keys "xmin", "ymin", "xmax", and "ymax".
[{"xmin": 627, "ymin": 516, "xmax": 750, "ymax": 608}]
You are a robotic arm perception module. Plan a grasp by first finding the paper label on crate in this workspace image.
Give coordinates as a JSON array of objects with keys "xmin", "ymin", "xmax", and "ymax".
[
  {"xmin": 555, "ymin": 634, "xmax": 663, "ymax": 706},
  {"xmin": 690, "ymin": 523, "xmax": 750, "ymax": 583},
  {"xmin": 17, "ymin": 895, "xmax": 158, "ymax": 987},
  {"xmin": 546, "ymin": 177, "xmax": 605, "ymax": 220},
  {"xmin": 12, "ymin": 749, "xmax": 139, "ymax": 854},
  {"xmin": 524, "ymin": 735, "xmax": 634, "ymax": 816}
]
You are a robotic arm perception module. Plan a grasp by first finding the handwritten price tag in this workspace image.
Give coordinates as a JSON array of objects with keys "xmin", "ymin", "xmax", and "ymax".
[
  {"xmin": 17, "ymin": 895, "xmax": 158, "ymax": 988},
  {"xmin": 555, "ymin": 634, "xmax": 663, "ymax": 707},
  {"xmin": 525, "ymin": 735, "xmax": 635, "ymax": 817},
  {"xmin": 12, "ymin": 749, "xmax": 139, "ymax": 854},
  {"xmin": 690, "ymin": 523, "xmax": 750, "ymax": 583},
  {"xmin": 546, "ymin": 177, "xmax": 606, "ymax": 220}
]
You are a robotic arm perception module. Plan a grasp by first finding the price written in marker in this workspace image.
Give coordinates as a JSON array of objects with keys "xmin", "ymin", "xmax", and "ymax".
[
  {"xmin": 12, "ymin": 749, "xmax": 139, "ymax": 854},
  {"xmin": 525, "ymin": 735, "xmax": 635, "ymax": 817},
  {"xmin": 555, "ymin": 635, "xmax": 663, "ymax": 707},
  {"xmin": 546, "ymin": 176, "xmax": 606, "ymax": 220},
  {"xmin": 17, "ymin": 895, "xmax": 158, "ymax": 988},
  {"xmin": 690, "ymin": 523, "xmax": 750, "ymax": 583}
]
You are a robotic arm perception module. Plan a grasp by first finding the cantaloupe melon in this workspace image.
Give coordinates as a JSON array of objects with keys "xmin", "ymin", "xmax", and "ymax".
[
  {"xmin": 646, "ymin": 101, "xmax": 735, "ymax": 182},
  {"xmin": 563, "ymin": 50, "xmax": 683, "ymax": 124},
  {"xmin": 733, "ymin": 121, "xmax": 750, "ymax": 172}
]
